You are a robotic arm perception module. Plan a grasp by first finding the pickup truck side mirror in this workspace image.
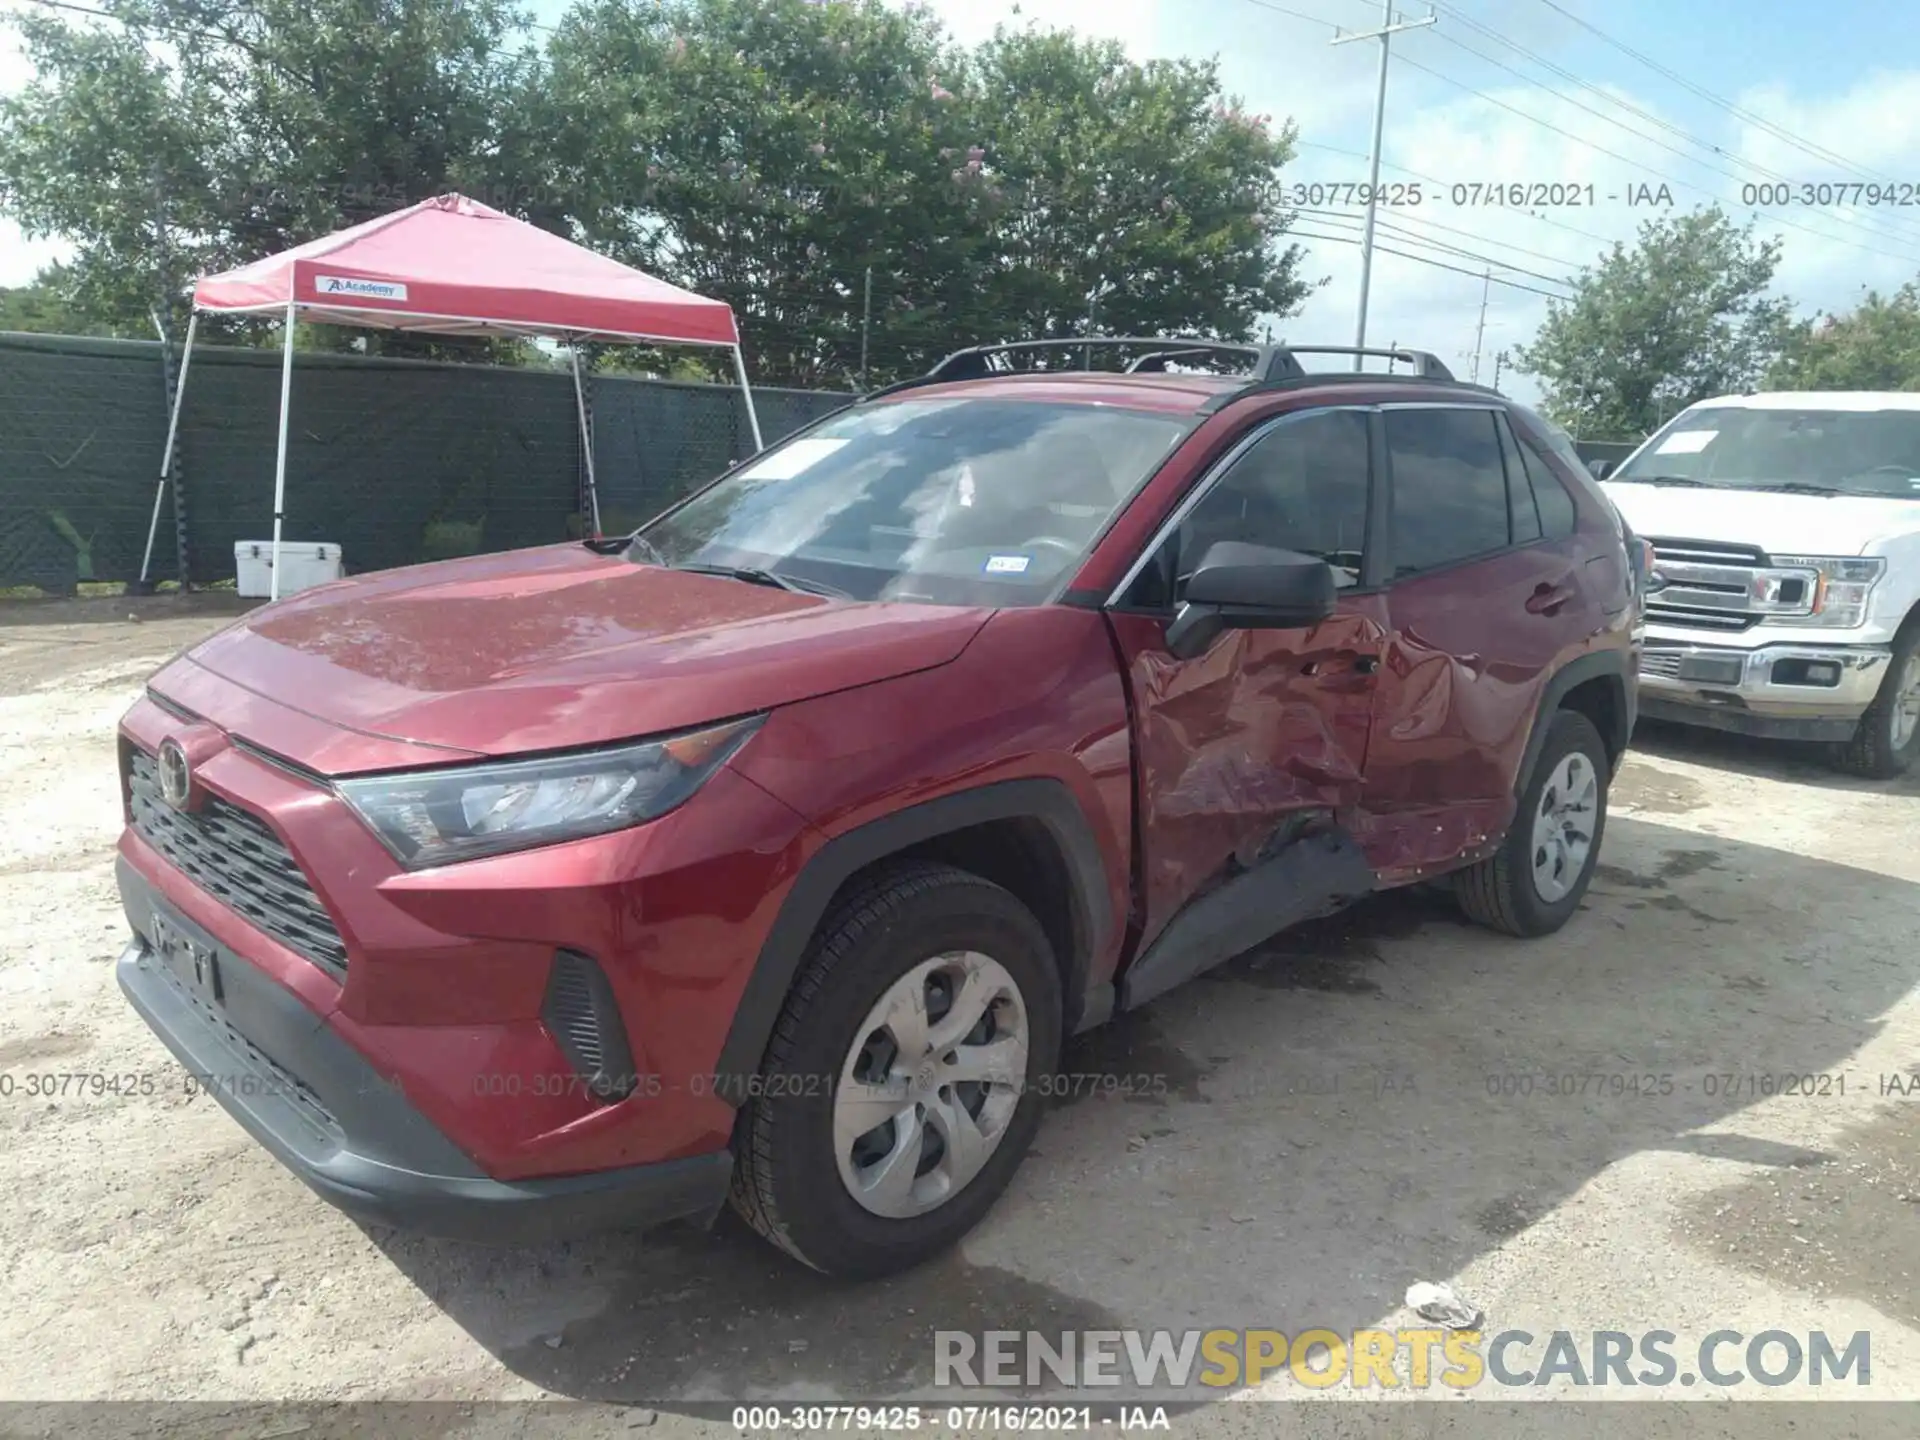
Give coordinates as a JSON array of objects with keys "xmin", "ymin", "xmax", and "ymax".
[
  {"xmin": 1587, "ymin": 457, "xmax": 1617, "ymax": 481},
  {"xmin": 1165, "ymin": 541, "xmax": 1337, "ymax": 659}
]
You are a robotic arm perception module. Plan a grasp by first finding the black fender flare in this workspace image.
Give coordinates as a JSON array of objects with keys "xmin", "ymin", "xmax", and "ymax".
[
  {"xmin": 1515, "ymin": 648, "xmax": 1636, "ymax": 794},
  {"xmin": 708, "ymin": 778, "xmax": 1116, "ymax": 1103}
]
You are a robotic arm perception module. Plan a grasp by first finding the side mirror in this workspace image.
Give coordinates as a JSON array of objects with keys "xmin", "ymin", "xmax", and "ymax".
[
  {"xmin": 1587, "ymin": 457, "xmax": 1617, "ymax": 481},
  {"xmin": 1165, "ymin": 541, "xmax": 1338, "ymax": 659}
]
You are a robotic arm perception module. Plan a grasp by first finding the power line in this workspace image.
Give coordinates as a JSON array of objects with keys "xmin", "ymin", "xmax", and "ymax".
[
  {"xmin": 1411, "ymin": 0, "xmax": 1920, "ymax": 256},
  {"xmin": 1237, "ymin": 0, "xmax": 1346, "ymax": 26},
  {"xmin": 1532, "ymin": 0, "xmax": 1901, "ymax": 187},
  {"xmin": 1295, "ymin": 206, "xmax": 1574, "ymax": 289},
  {"xmin": 1288, "ymin": 225, "xmax": 1573, "ymax": 299},
  {"xmin": 1295, "ymin": 138, "xmax": 1624, "ymax": 251},
  {"xmin": 1388, "ymin": 49, "xmax": 1920, "ymax": 268},
  {"xmin": 1295, "ymin": 200, "xmax": 1583, "ymax": 271}
]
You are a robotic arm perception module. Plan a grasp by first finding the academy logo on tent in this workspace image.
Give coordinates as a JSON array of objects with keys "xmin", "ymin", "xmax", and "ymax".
[{"xmin": 315, "ymin": 275, "xmax": 408, "ymax": 301}]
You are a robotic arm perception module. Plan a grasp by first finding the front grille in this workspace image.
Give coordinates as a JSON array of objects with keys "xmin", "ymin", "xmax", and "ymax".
[
  {"xmin": 128, "ymin": 750, "xmax": 348, "ymax": 977},
  {"xmin": 1646, "ymin": 536, "xmax": 1768, "ymax": 633},
  {"xmin": 1640, "ymin": 649, "xmax": 1683, "ymax": 680}
]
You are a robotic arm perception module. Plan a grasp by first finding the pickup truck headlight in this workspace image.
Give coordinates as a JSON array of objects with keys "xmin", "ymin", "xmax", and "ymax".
[
  {"xmin": 337, "ymin": 716, "xmax": 762, "ymax": 868},
  {"xmin": 1770, "ymin": 555, "xmax": 1886, "ymax": 629}
]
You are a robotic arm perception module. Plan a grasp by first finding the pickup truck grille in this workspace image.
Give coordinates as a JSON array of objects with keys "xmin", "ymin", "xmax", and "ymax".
[
  {"xmin": 1645, "ymin": 537, "xmax": 1780, "ymax": 633},
  {"xmin": 127, "ymin": 750, "xmax": 348, "ymax": 978},
  {"xmin": 1639, "ymin": 648, "xmax": 1684, "ymax": 680}
]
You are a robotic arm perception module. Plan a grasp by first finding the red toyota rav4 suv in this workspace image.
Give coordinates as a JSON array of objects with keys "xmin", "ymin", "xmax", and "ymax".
[{"xmin": 117, "ymin": 339, "xmax": 1639, "ymax": 1279}]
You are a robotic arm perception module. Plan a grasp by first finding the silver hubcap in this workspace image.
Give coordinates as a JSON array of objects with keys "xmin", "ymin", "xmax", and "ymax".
[
  {"xmin": 1892, "ymin": 655, "xmax": 1920, "ymax": 750},
  {"xmin": 1529, "ymin": 752, "xmax": 1599, "ymax": 903},
  {"xmin": 834, "ymin": 952, "xmax": 1028, "ymax": 1219}
]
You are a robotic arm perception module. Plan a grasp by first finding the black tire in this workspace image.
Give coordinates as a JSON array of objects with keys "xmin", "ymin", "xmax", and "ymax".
[
  {"xmin": 1455, "ymin": 709, "xmax": 1610, "ymax": 938},
  {"xmin": 1830, "ymin": 622, "xmax": 1920, "ymax": 779},
  {"xmin": 728, "ymin": 860, "xmax": 1062, "ymax": 1279}
]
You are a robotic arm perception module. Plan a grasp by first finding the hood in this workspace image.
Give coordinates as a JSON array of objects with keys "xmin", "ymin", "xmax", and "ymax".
[
  {"xmin": 176, "ymin": 545, "xmax": 992, "ymax": 763},
  {"xmin": 1600, "ymin": 481, "xmax": 1920, "ymax": 556}
]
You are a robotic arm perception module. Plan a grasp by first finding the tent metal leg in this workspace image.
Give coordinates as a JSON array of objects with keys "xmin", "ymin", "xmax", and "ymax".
[
  {"xmin": 268, "ymin": 301, "xmax": 297, "ymax": 602},
  {"xmin": 140, "ymin": 310, "xmax": 198, "ymax": 586},
  {"xmin": 571, "ymin": 343, "xmax": 602, "ymax": 536},
  {"xmin": 732, "ymin": 344, "xmax": 764, "ymax": 454}
]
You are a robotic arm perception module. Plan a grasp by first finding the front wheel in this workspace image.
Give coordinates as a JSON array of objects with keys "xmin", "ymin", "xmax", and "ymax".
[
  {"xmin": 1830, "ymin": 627, "xmax": 1920, "ymax": 779},
  {"xmin": 728, "ymin": 861, "xmax": 1061, "ymax": 1279},
  {"xmin": 1454, "ymin": 709, "xmax": 1610, "ymax": 937}
]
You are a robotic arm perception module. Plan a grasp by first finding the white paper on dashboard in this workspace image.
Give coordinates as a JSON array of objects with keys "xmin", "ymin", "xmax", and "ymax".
[
  {"xmin": 1653, "ymin": 430, "xmax": 1717, "ymax": 455},
  {"xmin": 739, "ymin": 437, "xmax": 851, "ymax": 480}
]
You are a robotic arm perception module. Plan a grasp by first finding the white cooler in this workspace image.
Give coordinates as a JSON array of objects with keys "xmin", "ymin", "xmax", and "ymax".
[{"xmin": 234, "ymin": 541, "xmax": 343, "ymax": 598}]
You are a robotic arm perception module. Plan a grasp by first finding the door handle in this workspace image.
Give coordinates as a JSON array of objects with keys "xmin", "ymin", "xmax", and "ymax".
[
  {"xmin": 1302, "ymin": 653, "xmax": 1379, "ymax": 677},
  {"xmin": 1526, "ymin": 581, "xmax": 1575, "ymax": 616}
]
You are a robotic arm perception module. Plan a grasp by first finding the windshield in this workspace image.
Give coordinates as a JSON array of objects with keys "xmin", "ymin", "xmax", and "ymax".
[
  {"xmin": 636, "ymin": 398, "xmax": 1190, "ymax": 605},
  {"xmin": 1614, "ymin": 406, "xmax": 1920, "ymax": 498}
]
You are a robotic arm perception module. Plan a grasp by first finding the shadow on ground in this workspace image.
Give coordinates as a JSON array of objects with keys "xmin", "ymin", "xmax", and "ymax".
[
  {"xmin": 1629, "ymin": 716, "xmax": 1920, "ymax": 796},
  {"xmin": 373, "ymin": 814, "xmax": 1920, "ymax": 1408}
]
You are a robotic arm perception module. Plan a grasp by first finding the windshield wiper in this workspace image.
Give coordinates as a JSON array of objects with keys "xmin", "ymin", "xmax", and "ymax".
[
  {"xmin": 1614, "ymin": 474, "xmax": 1714, "ymax": 488},
  {"xmin": 581, "ymin": 530, "xmax": 668, "ymax": 564},
  {"xmin": 671, "ymin": 562, "xmax": 849, "ymax": 598},
  {"xmin": 1744, "ymin": 481, "xmax": 1844, "ymax": 496}
]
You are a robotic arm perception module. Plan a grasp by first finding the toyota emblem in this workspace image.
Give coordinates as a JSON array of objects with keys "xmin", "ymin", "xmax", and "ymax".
[{"xmin": 157, "ymin": 738, "xmax": 193, "ymax": 811}]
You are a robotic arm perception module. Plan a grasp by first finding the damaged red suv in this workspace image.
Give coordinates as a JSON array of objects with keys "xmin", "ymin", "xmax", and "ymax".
[{"xmin": 118, "ymin": 339, "xmax": 1639, "ymax": 1278}]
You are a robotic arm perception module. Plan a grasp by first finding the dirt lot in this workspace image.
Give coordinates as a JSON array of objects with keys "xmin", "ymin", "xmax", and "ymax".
[{"xmin": 3, "ymin": 595, "xmax": 1919, "ymax": 1435}]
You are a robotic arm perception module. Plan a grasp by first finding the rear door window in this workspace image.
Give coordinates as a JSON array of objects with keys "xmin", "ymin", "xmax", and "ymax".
[{"xmin": 1385, "ymin": 407, "xmax": 1512, "ymax": 576}]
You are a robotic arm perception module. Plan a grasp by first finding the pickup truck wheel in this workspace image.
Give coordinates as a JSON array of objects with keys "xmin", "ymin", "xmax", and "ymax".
[
  {"xmin": 1831, "ymin": 628, "xmax": 1920, "ymax": 779},
  {"xmin": 1454, "ymin": 709, "xmax": 1610, "ymax": 937},
  {"xmin": 728, "ymin": 861, "xmax": 1061, "ymax": 1279}
]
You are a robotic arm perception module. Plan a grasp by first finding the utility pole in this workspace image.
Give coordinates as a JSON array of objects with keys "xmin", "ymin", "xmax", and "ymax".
[
  {"xmin": 1332, "ymin": 4, "xmax": 1436, "ymax": 369},
  {"xmin": 859, "ymin": 265, "xmax": 873, "ymax": 391},
  {"xmin": 1492, "ymin": 349, "xmax": 1507, "ymax": 390},
  {"xmin": 1470, "ymin": 268, "xmax": 1490, "ymax": 383}
]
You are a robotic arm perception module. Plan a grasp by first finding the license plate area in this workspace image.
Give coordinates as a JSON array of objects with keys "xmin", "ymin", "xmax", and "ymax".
[
  {"xmin": 1678, "ymin": 654, "xmax": 1745, "ymax": 686},
  {"xmin": 148, "ymin": 903, "xmax": 223, "ymax": 1007}
]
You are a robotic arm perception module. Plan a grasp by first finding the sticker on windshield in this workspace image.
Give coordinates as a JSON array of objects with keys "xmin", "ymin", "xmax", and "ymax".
[
  {"xmin": 738, "ymin": 437, "xmax": 850, "ymax": 481},
  {"xmin": 984, "ymin": 554, "xmax": 1032, "ymax": 575},
  {"xmin": 1654, "ymin": 430, "xmax": 1717, "ymax": 455}
]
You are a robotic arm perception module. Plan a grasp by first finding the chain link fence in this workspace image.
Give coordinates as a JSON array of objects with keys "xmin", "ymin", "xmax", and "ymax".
[{"xmin": 0, "ymin": 332, "xmax": 850, "ymax": 593}]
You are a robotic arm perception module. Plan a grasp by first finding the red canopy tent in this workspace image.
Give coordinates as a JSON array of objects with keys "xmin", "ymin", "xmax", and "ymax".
[{"xmin": 140, "ymin": 193, "xmax": 763, "ymax": 598}]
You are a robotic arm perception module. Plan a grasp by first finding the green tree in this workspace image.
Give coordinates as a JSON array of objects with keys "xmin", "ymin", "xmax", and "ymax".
[
  {"xmin": 0, "ymin": 0, "xmax": 552, "ymax": 343},
  {"xmin": 963, "ymin": 27, "xmax": 1305, "ymax": 344},
  {"xmin": 1513, "ymin": 207, "xmax": 1794, "ymax": 438},
  {"xmin": 549, "ymin": 0, "xmax": 1308, "ymax": 388},
  {"xmin": 0, "ymin": 267, "xmax": 124, "ymax": 335},
  {"xmin": 1768, "ymin": 282, "xmax": 1920, "ymax": 392}
]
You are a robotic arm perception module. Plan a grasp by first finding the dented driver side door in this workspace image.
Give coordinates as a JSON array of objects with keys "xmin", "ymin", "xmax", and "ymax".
[{"xmin": 1103, "ymin": 406, "xmax": 1389, "ymax": 1002}]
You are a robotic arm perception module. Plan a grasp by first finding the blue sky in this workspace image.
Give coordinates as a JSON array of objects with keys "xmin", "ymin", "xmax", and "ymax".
[{"xmin": 9, "ymin": 0, "xmax": 1920, "ymax": 404}]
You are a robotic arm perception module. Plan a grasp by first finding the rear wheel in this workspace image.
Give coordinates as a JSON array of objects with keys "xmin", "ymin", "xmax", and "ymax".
[
  {"xmin": 1831, "ymin": 626, "xmax": 1920, "ymax": 779},
  {"xmin": 1455, "ymin": 709, "xmax": 1610, "ymax": 937},
  {"xmin": 729, "ymin": 861, "xmax": 1061, "ymax": 1278}
]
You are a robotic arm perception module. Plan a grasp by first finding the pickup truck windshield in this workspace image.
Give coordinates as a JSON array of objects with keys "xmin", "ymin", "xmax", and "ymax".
[
  {"xmin": 1616, "ymin": 407, "xmax": 1920, "ymax": 498},
  {"xmin": 636, "ymin": 398, "xmax": 1188, "ymax": 605}
]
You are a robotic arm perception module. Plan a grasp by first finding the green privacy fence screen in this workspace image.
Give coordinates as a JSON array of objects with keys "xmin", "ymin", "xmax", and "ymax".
[{"xmin": 0, "ymin": 331, "xmax": 848, "ymax": 593}]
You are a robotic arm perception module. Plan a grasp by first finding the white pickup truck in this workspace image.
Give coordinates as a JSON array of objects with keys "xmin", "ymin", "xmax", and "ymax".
[{"xmin": 1597, "ymin": 392, "xmax": 1920, "ymax": 777}]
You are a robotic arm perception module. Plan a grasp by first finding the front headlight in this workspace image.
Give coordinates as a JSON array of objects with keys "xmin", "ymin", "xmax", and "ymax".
[
  {"xmin": 337, "ymin": 716, "xmax": 762, "ymax": 868},
  {"xmin": 1770, "ymin": 555, "xmax": 1887, "ymax": 629}
]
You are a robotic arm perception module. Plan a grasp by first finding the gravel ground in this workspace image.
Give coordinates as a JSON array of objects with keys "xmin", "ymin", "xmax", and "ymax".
[{"xmin": 2, "ymin": 594, "xmax": 1918, "ymax": 1438}]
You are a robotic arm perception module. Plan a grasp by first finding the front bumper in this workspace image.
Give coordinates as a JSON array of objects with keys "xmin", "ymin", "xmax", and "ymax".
[
  {"xmin": 1636, "ymin": 637, "xmax": 1891, "ymax": 742},
  {"xmin": 116, "ymin": 859, "xmax": 733, "ymax": 1244}
]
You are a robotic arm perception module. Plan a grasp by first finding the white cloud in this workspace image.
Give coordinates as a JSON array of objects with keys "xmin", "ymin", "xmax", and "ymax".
[{"xmin": 1730, "ymin": 70, "xmax": 1920, "ymax": 312}]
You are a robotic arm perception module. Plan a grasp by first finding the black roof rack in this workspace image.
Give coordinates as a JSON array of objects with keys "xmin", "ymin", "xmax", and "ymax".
[{"xmin": 869, "ymin": 336, "xmax": 1455, "ymax": 396}]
